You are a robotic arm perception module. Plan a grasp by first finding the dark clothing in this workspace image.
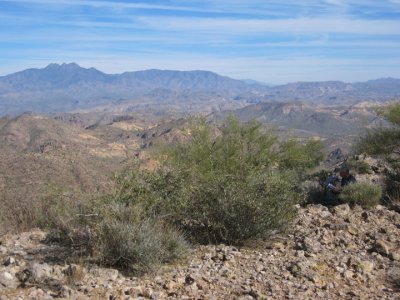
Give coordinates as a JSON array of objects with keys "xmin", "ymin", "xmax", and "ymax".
[
  {"xmin": 341, "ymin": 175, "xmax": 356, "ymax": 187},
  {"xmin": 323, "ymin": 174, "xmax": 356, "ymax": 206}
]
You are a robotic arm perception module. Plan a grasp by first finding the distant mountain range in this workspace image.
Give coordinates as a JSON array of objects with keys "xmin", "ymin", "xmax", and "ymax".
[
  {"xmin": 0, "ymin": 63, "xmax": 260, "ymax": 115},
  {"xmin": 214, "ymin": 101, "xmax": 385, "ymax": 137},
  {"xmin": 0, "ymin": 63, "xmax": 399, "ymax": 116},
  {"xmin": 255, "ymin": 79, "xmax": 400, "ymax": 103}
]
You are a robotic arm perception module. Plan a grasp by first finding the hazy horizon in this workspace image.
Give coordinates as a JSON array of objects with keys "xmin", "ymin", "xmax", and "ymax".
[
  {"xmin": 1, "ymin": 0, "xmax": 400, "ymax": 84},
  {"xmin": 1, "ymin": 62, "xmax": 400, "ymax": 86}
]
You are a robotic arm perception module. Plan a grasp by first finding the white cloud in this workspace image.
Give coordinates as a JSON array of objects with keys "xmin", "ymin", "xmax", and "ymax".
[
  {"xmin": 1, "ymin": 0, "xmax": 399, "ymax": 83},
  {"xmin": 137, "ymin": 16, "xmax": 400, "ymax": 35},
  {"xmin": 0, "ymin": 0, "xmax": 222, "ymax": 13},
  {"xmin": 6, "ymin": 0, "xmax": 400, "ymax": 16}
]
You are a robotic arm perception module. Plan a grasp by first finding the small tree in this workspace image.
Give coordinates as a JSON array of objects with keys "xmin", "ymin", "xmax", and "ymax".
[
  {"xmin": 117, "ymin": 116, "xmax": 324, "ymax": 244},
  {"xmin": 278, "ymin": 139, "xmax": 324, "ymax": 172}
]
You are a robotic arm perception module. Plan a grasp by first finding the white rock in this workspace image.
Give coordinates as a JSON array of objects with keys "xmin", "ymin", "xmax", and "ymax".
[
  {"xmin": 0, "ymin": 271, "xmax": 19, "ymax": 289},
  {"xmin": 89, "ymin": 267, "xmax": 119, "ymax": 282},
  {"xmin": 333, "ymin": 204, "xmax": 351, "ymax": 218},
  {"xmin": 30, "ymin": 262, "xmax": 56, "ymax": 281}
]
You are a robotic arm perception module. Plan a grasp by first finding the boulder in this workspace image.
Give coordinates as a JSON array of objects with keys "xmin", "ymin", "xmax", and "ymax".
[
  {"xmin": 0, "ymin": 271, "xmax": 19, "ymax": 289},
  {"xmin": 333, "ymin": 204, "xmax": 351, "ymax": 218}
]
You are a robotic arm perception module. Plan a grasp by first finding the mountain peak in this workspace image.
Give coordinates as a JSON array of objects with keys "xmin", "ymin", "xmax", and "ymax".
[{"xmin": 44, "ymin": 62, "xmax": 81, "ymax": 70}]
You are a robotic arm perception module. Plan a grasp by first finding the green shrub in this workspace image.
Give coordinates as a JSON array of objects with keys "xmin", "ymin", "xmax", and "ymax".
[
  {"xmin": 355, "ymin": 161, "xmax": 371, "ymax": 174},
  {"xmin": 385, "ymin": 170, "xmax": 400, "ymax": 203},
  {"xmin": 340, "ymin": 183, "xmax": 382, "ymax": 208},
  {"xmin": 355, "ymin": 128, "xmax": 400, "ymax": 157},
  {"xmin": 115, "ymin": 116, "xmax": 323, "ymax": 244},
  {"xmin": 39, "ymin": 116, "xmax": 323, "ymax": 271},
  {"xmin": 346, "ymin": 159, "xmax": 371, "ymax": 174},
  {"xmin": 355, "ymin": 102, "xmax": 400, "ymax": 156},
  {"xmin": 35, "ymin": 184, "xmax": 77, "ymax": 229},
  {"xmin": 278, "ymin": 139, "xmax": 324, "ymax": 171},
  {"xmin": 354, "ymin": 102, "xmax": 400, "ymax": 203},
  {"xmin": 376, "ymin": 102, "xmax": 400, "ymax": 125},
  {"xmin": 301, "ymin": 171, "xmax": 327, "ymax": 204},
  {"xmin": 177, "ymin": 171, "xmax": 301, "ymax": 244},
  {"xmin": 99, "ymin": 217, "xmax": 188, "ymax": 274},
  {"xmin": 39, "ymin": 185, "xmax": 188, "ymax": 274}
]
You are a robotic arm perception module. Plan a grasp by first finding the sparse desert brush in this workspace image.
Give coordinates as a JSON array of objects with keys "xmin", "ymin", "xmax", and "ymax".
[
  {"xmin": 0, "ymin": 189, "xmax": 42, "ymax": 234},
  {"xmin": 355, "ymin": 102, "xmax": 400, "ymax": 203},
  {"xmin": 355, "ymin": 102, "xmax": 400, "ymax": 157},
  {"xmin": 346, "ymin": 159, "xmax": 371, "ymax": 174},
  {"xmin": 39, "ymin": 184, "xmax": 188, "ymax": 274},
  {"xmin": 38, "ymin": 116, "xmax": 323, "ymax": 272},
  {"xmin": 99, "ymin": 216, "xmax": 188, "ymax": 273},
  {"xmin": 340, "ymin": 183, "xmax": 382, "ymax": 209},
  {"xmin": 385, "ymin": 170, "xmax": 400, "ymax": 203},
  {"xmin": 114, "ymin": 116, "xmax": 323, "ymax": 244}
]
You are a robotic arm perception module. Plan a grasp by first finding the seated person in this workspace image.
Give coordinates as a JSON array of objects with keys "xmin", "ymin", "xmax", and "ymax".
[{"xmin": 324, "ymin": 165, "xmax": 356, "ymax": 204}]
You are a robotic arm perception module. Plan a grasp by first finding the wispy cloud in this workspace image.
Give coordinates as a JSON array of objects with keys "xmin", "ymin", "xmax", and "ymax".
[
  {"xmin": 3, "ymin": 0, "xmax": 211, "ymax": 13},
  {"xmin": 137, "ymin": 16, "xmax": 400, "ymax": 35},
  {"xmin": 6, "ymin": 0, "xmax": 400, "ymax": 17},
  {"xmin": 1, "ymin": 0, "xmax": 400, "ymax": 82}
]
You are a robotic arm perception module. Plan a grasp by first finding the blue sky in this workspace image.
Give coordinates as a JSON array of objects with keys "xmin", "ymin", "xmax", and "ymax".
[{"xmin": 1, "ymin": 0, "xmax": 400, "ymax": 84}]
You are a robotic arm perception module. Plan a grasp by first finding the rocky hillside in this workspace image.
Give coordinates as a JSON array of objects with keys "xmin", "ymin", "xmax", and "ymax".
[
  {"xmin": 0, "ymin": 111, "xmax": 218, "ymax": 232},
  {"xmin": 0, "ymin": 112, "xmax": 150, "ymax": 232},
  {"xmin": 0, "ymin": 204, "xmax": 399, "ymax": 299}
]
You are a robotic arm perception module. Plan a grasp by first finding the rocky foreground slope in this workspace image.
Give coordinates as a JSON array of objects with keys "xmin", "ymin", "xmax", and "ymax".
[{"xmin": 0, "ymin": 204, "xmax": 399, "ymax": 299}]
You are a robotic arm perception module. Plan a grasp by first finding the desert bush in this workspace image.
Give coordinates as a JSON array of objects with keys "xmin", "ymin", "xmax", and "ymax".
[
  {"xmin": 36, "ymin": 183, "xmax": 78, "ymax": 228},
  {"xmin": 385, "ymin": 170, "xmax": 400, "ymax": 203},
  {"xmin": 278, "ymin": 139, "xmax": 324, "ymax": 171},
  {"xmin": 99, "ymin": 217, "xmax": 187, "ymax": 273},
  {"xmin": 355, "ymin": 102, "xmax": 400, "ymax": 157},
  {"xmin": 355, "ymin": 102, "xmax": 400, "ymax": 156},
  {"xmin": 0, "ymin": 192, "xmax": 38, "ymax": 234},
  {"xmin": 346, "ymin": 159, "xmax": 371, "ymax": 174},
  {"xmin": 115, "ymin": 116, "xmax": 323, "ymax": 244},
  {"xmin": 170, "ymin": 117, "xmax": 319, "ymax": 243},
  {"xmin": 340, "ymin": 183, "xmax": 382, "ymax": 208},
  {"xmin": 355, "ymin": 128, "xmax": 400, "ymax": 157},
  {"xmin": 9, "ymin": 170, "xmax": 184, "ymax": 273},
  {"xmin": 0, "ymin": 181, "xmax": 97, "ymax": 234},
  {"xmin": 39, "ymin": 184, "xmax": 188, "ymax": 274},
  {"xmin": 355, "ymin": 102, "xmax": 400, "ymax": 202},
  {"xmin": 376, "ymin": 102, "xmax": 400, "ymax": 125},
  {"xmin": 39, "ymin": 116, "xmax": 323, "ymax": 271}
]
